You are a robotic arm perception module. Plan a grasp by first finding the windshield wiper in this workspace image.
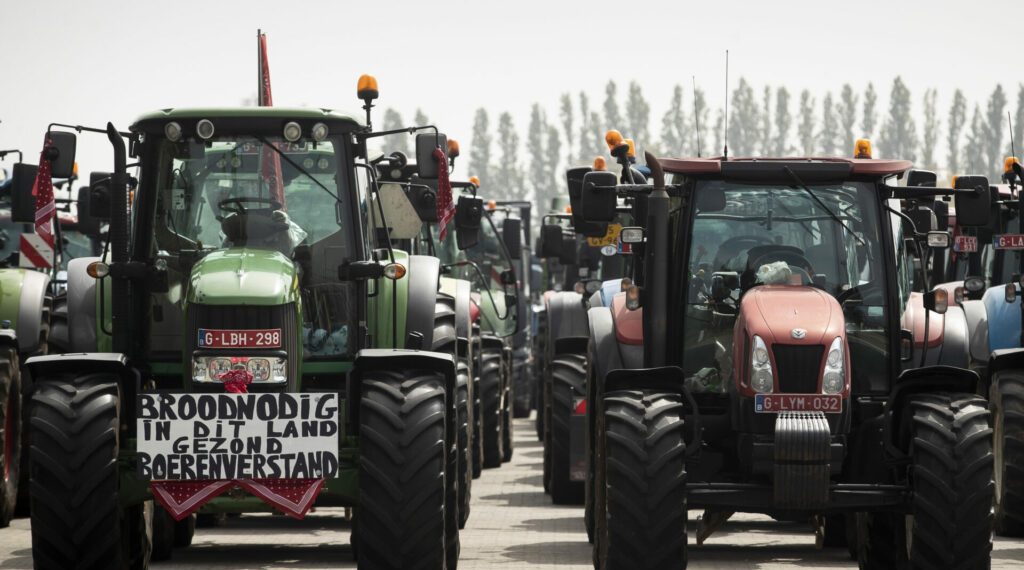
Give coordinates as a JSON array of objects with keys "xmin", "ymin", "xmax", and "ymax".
[
  {"xmin": 255, "ymin": 136, "xmax": 340, "ymax": 203},
  {"xmin": 783, "ymin": 166, "xmax": 865, "ymax": 246}
]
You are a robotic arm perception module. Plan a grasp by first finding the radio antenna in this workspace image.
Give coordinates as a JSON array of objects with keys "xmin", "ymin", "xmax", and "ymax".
[
  {"xmin": 722, "ymin": 50, "xmax": 730, "ymax": 160},
  {"xmin": 692, "ymin": 76, "xmax": 702, "ymax": 157}
]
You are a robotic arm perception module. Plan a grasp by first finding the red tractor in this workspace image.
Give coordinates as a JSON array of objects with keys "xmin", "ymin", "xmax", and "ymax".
[{"xmin": 580, "ymin": 142, "xmax": 994, "ymax": 569}]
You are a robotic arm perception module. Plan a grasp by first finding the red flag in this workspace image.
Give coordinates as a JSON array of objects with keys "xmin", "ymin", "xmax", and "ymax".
[
  {"xmin": 435, "ymin": 147, "xmax": 456, "ymax": 239},
  {"xmin": 258, "ymin": 31, "xmax": 285, "ymax": 206},
  {"xmin": 20, "ymin": 135, "xmax": 56, "ymax": 269}
]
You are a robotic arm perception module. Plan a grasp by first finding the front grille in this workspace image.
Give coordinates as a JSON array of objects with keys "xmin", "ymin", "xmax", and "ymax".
[
  {"xmin": 772, "ymin": 344, "xmax": 823, "ymax": 394},
  {"xmin": 186, "ymin": 303, "xmax": 300, "ymax": 389}
]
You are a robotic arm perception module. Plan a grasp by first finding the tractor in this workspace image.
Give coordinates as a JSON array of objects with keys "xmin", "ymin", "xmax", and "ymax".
[
  {"xmin": 23, "ymin": 79, "xmax": 464, "ymax": 569},
  {"xmin": 0, "ymin": 151, "xmax": 93, "ymax": 525},
  {"xmin": 579, "ymin": 137, "xmax": 994, "ymax": 569}
]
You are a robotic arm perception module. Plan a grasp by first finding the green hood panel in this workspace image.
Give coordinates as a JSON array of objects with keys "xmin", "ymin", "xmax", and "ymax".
[{"xmin": 187, "ymin": 249, "xmax": 299, "ymax": 306}]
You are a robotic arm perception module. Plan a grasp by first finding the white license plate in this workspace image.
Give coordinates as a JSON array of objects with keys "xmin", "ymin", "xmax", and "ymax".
[{"xmin": 754, "ymin": 394, "xmax": 842, "ymax": 414}]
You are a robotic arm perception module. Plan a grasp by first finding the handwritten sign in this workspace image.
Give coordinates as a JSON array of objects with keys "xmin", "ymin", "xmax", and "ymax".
[{"xmin": 137, "ymin": 393, "xmax": 339, "ymax": 480}]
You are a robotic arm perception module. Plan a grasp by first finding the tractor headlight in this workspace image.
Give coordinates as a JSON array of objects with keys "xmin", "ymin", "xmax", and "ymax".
[
  {"xmin": 822, "ymin": 337, "xmax": 845, "ymax": 394},
  {"xmin": 750, "ymin": 335, "xmax": 773, "ymax": 393},
  {"xmin": 192, "ymin": 355, "xmax": 287, "ymax": 384}
]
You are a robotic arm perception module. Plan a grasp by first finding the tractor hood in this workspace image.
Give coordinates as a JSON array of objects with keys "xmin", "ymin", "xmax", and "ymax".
[
  {"xmin": 187, "ymin": 248, "xmax": 299, "ymax": 306},
  {"xmin": 740, "ymin": 286, "xmax": 844, "ymax": 345}
]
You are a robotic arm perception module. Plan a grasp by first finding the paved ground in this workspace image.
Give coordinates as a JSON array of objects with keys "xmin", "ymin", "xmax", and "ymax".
[{"xmin": 1, "ymin": 418, "xmax": 1023, "ymax": 568}]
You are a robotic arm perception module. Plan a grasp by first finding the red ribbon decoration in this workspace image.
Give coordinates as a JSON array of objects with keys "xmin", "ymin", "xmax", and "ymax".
[
  {"xmin": 151, "ymin": 479, "xmax": 325, "ymax": 521},
  {"xmin": 435, "ymin": 146, "xmax": 456, "ymax": 240},
  {"xmin": 217, "ymin": 369, "xmax": 253, "ymax": 393}
]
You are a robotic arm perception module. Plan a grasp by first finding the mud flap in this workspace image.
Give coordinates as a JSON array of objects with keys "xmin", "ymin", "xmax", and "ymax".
[
  {"xmin": 569, "ymin": 395, "xmax": 586, "ymax": 482},
  {"xmin": 774, "ymin": 412, "xmax": 830, "ymax": 509}
]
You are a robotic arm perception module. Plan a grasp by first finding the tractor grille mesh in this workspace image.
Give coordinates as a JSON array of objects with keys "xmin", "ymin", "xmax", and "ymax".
[{"xmin": 772, "ymin": 344, "xmax": 823, "ymax": 394}]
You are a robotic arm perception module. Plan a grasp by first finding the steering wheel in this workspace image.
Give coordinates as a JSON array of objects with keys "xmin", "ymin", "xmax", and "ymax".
[
  {"xmin": 218, "ymin": 197, "xmax": 282, "ymax": 216},
  {"xmin": 749, "ymin": 250, "xmax": 815, "ymax": 284}
]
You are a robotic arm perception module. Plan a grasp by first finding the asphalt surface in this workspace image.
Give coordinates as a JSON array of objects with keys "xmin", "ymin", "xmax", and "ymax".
[{"xmin": 1, "ymin": 418, "xmax": 1023, "ymax": 568}]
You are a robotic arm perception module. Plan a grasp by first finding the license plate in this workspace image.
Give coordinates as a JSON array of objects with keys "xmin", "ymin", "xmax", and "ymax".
[
  {"xmin": 754, "ymin": 394, "xmax": 842, "ymax": 413},
  {"xmin": 198, "ymin": 328, "xmax": 282, "ymax": 349},
  {"xmin": 993, "ymin": 234, "xmax": 1024, "ymax": 250},
  {"xmin": 587, "ymin": 223, "xmax": 622, "ymax": 247}
]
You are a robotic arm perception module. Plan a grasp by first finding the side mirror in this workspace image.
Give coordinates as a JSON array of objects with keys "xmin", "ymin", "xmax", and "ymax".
[
  {"xmin": 88, "ymin": 172, "xmax": 113, "ymax": 221},
  {"xmin": 9, "ymin": 163, "xmax": 38, "ymax": 223},
  {"xmin": 415, "ymin": 133, "xmax": 448, "ymax": 180},
  {"xmin": 907, "ymin": 206, "xmax": 936, "ymax": 234},
  {"xmin": 47, "ymin": 131, "xmax": 78, "ymax": 179},
  {"xmin": 502, "ymin": 218, "xmax": 522, "ymax": 259},
  {"xmin": 953, "ymin": 175, "xmax": 991, "ymax": 227},
  {"xmin": 455, "ymin": 195, "xmax": 482, "ymax": 251},
  {"xmin": 338, "ymin": 260, "xmax": 384, "ymax": 280},
  {"xmin": 406, "ymin": 178, "xmax": 438, "ymax": 223},
  {"xmin": 500, "ymin": 269, "xmax": 516, "ymax": 286},
  {"xmin": 567, "ymin": 167, "xmax": 606, "ymax": 236},
  {"xmin": 75, "ymin": 185, "xmax": 101, "ymax": 236},
  {"xmin": 710, "ymin": 274, "xmax": 729, "ymax": 301},
  {"xmin": 581, "ymin": 171, "xmax": 617, "ymax": 223},
  {"xmin": 539, "ymin": 224, "xmax": 563, "ymax": 258},
  {"xmin": 906, "ymin": 169, "xmax": 937, "ymax": 187}
]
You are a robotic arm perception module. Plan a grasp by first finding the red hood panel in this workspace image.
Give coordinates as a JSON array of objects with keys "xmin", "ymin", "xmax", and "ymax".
[{"xmin": 741, "ymin": 286, "xmax": 843, "ymax": 345}]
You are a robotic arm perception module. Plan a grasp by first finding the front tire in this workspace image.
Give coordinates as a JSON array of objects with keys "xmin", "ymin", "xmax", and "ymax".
[
  {"xmin": 906, "ymin": 392, "xmax": 993, "ymax": 568},
  {"xmin": 29, "ymin": 372, "xmax": 151, "ymax": 569},
  {"xmin": 0, "ymin": 349, "xmax": 21, "ymax": 527},
  {"xmin": 601, "ymin": 390, "xmax": 687, "ymax": 570},
  {"xmin": 479, "ymin": 348, "xmax": 504, "ymax": 469},
  {"xmin": 549, "ymin": 353, "xmax": 585, "ymax": 504},
  {"xmin": 357, "ymin": 369, "xmax": 447, "ymax": 569},
  {"xmin": 456, "ymin": 360, "xmax": 472, "ymax": 528},
  {"xmin": 992, "ymin": 370, "xmax": 1024, "ymax": 536}
]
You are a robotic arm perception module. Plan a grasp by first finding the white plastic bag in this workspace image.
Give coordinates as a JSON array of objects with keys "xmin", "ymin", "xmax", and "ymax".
[{"xmin": 756, "ymin": 261, "xmax": 792, "ymax": 285}]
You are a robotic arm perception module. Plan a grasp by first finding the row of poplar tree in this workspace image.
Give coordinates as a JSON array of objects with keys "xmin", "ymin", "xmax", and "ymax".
[{"xmin": 381, "ymin": 77, "xmax": 1023, "ymax": 210}]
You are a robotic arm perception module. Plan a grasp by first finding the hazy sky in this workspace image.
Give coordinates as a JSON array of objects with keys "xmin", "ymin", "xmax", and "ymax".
[{"xmin": 1, "ymin": 0, "xmax": 1018, "ymax": 179}]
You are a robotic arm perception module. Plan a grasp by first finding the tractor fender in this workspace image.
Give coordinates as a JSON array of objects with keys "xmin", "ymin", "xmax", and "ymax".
[
  {"xmin": 14, "ymin": 269, "xmax": 49, "ymax": 354},
  {"xmin": 405, "ymin": 255, "xmax": 442, "ymax": 350},
  {"xmin": 984, "ymin": 285, "xmax": 1021, "ymax": 353},
  {"xmin": 350, "ymin": 348, "xmax": 457, "ymax": 439},
  {"xmin": 926, "ymin": 305, "xmax": 969, "ymax": 368},
  {"xmin": 453, "ymin": 278, "xmax": 472, "ymax": 359},
  {"xmin": 546, "ymin": 291, "xmax": 589, "ymax": 355},
  {"xmin": 586, "ymin": 306, "xmax": 622, "ymax": 390},
  {"xmin": 960, "ymin": 299, "xmax": 990, "ymax": 364},
  {"xmin": 608, "ymin": 293, "xmax": 644, "ymax": 369},
  {"xmin": 884, "ymin": 365, "xmax": 979, "ymax": 455},
  {"xmin": 988, "ymin": 348, "xmax": 1024, "ymax": 375},
  {"xmin": 603, "ymin": 366, "xmax": 684, "ymax": 395},
  {"xmin": 67, "ymin": 257, "xmax": 100, "ymax": 352}
]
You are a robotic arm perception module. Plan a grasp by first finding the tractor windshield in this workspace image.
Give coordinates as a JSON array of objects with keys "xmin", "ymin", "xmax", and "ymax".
[
  {"xmin": 680, "ymin": 180, "xmax": 890, "ymax": 394},
  {"xmin": 154, "ymin": 136, "xmax": 347, "ymax": 255}
]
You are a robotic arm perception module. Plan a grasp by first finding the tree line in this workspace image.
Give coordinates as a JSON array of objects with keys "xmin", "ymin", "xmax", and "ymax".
[{"xmin": 381, "ymin": 78, "xmax": 1024, "ymax": 209}]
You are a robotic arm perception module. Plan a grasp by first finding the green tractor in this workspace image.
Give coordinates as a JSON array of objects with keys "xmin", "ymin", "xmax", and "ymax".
[
  {"xmin": 0, "ymin": 151, "xmax": 94, "ymax": 525},
  {"xmin": 376, "ymin": 152, "xmax": 520, "ymax": 471},
  {"xmin": 24, "ymin": 85, "xmax": 464, "ymax": 568}
]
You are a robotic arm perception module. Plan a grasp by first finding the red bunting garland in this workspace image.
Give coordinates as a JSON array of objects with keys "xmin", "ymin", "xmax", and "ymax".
[
  {"xmin": 217, "ymin": 368, "xmax": 253, "ymax": 393},
  {"xmin": 435, "ymin": 146, "xmax": 456, "ymax": 239}
]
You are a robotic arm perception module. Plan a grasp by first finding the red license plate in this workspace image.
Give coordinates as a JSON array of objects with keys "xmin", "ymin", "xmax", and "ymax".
[
  {"xmin": 754, "ymin": 394, "xmax": 842, "ymax": 414},
  {"xmin": 198, "ymin": 328, "xmax": 282, "ymax": 349}
]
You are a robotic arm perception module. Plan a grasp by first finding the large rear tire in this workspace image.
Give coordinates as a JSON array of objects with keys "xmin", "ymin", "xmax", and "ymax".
[
  {"xmin": 992, "ymin": 370, "xmax": 1024, "ymax": 537},
  {"xmin": 501, "ymin": 359, "xmax": 513, "ymax": 464},
  {"xmin": 549, "ymin": 353, "xmax": 585, "ymax": 504},
  {"xmin": 357, "ymin": 369, "xmax": 447, "ymax": 569},
  {"xmin": 906, "ymin": 392, "xmax": 993, "ymax": 568},
  {"xmin": 456, "ymin": 360, "xmax": 472, "ymax": 528},
  {"xmin": 29, "ymin": 372, "xmax": 151, "ymax": 569},
  {"xmin": 601, "ymin": 390, "xmax": 687, "ymax": 570},
  {"xmin": 479, "ymin": 348, "xmax": 504, "ymax": 469},
  {"xmin": 0, "ymin": 349, "xmax": 21, "ymax": 527}
]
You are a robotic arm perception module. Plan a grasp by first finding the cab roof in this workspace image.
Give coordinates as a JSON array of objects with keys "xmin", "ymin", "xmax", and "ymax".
[
  {"xmin": 132, "ymin": 107, "xmax": 363, "ymax": 128},
  {"xmin": 660, "ymin": 156, "xmax": 913, "ymax": 178}
]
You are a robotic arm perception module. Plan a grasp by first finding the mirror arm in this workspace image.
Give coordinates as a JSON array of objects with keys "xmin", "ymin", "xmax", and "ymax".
[
  {"xmin": 358, "ymin": 124, "xmax": 440, "ymax": 146},
  {"xmin": 48, "ymin": 122, "xmax": 131, "ymax": 139},
  {"xmin": 0, "ymin": 150, "xmax": 22, "ymax": 163}
]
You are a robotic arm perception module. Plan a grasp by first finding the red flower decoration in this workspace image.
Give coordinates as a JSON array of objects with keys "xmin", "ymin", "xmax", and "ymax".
[{"xmin": 217, "ymin": 368, "xmax": 254, "ymax": 393}]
